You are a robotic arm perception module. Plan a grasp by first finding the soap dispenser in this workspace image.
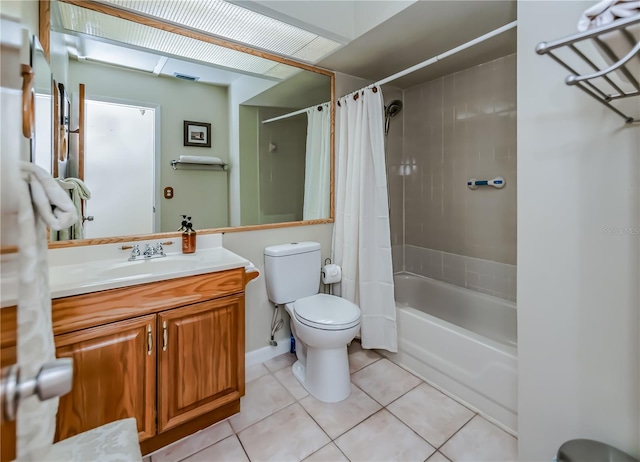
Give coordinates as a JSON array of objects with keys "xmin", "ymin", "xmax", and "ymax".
[
  {"xmin": 177, "ymin": 215, "xmax": 188, "ymax": 232},
  {"xmin": 182, "ymin": 217, "xmax": 196, "ymax": 254}
]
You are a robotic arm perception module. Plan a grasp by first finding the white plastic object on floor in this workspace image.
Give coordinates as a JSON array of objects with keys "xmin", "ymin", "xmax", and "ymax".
[{"xmin": 45, "ymin": 418, "xmax": 142, "ymax": 461}]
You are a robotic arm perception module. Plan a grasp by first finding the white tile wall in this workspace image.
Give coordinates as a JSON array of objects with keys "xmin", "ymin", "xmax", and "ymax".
[
  {"xmin": 386, "ymin": 56, "xmax": 517, "ymax": 304},
  {"xmin": 400, "ymin": 245, "xmax": 516, "ymax": 302}
]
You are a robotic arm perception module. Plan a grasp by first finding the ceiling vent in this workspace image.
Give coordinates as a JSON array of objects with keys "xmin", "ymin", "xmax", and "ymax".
[{"xmin": 173, "ymin": 72, "xmax": 199, "ymax": 81}]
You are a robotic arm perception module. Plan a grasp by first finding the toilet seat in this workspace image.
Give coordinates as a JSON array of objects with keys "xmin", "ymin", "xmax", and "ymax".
[{"xmin": 293, "ymin": 294, "xmax": 360, "ymax": 331}]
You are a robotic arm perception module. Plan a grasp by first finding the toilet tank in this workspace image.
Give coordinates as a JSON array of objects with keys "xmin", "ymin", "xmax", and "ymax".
[{"xmin": 264, "ymin": 242, "xmax": 321, "ymax": 304}]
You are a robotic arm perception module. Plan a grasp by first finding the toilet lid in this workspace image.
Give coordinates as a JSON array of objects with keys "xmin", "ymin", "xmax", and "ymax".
[{"xmin": 293, "ymin": 294, "xmax": 361, "ymax": 330}]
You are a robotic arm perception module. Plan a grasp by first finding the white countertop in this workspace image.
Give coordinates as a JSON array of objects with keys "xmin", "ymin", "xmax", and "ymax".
[
  {"xmin": 2, "ymin": 234, "xmax": 255, "ymax": 304},
  {"xmin": 49, "ymin": 246, "xmax": 250, "ymax": 299},
  {"xmin": 6, "ymin": 234, "xmax": 254, "ymax": 301}
]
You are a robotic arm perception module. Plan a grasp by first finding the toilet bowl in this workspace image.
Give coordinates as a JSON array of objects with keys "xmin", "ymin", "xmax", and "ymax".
[
  {"xmin": 264, "ymin": 242, "xmax": 361, "ymax": 403},
  {"xmin": 285, "ymin": 294, "xmax": 360, "ymax": 402}
]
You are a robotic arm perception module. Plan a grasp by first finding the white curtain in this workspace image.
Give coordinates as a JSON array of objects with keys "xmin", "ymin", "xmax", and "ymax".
[
  {"xmin": 332, "ymin": 88, "xmax": 397, "ymax": 352},
  {"xmin": 303, "ymin": 102, "xmax": 331, "ymax": 220}
]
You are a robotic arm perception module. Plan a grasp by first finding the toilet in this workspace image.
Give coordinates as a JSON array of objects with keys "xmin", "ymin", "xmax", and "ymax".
[{"xmin": 264, "ymin": 242, "xmax": 361, "ymax": 403}]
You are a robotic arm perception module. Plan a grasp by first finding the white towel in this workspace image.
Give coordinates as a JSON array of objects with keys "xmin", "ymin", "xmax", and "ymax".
[
  {"xmin": 20, "ymin": 162, "xmax": 77, "ymax": 231},
  {"xmin": 59, "ymin": 177, "xmax": 92, "ymax": 201},
  {"xmin": 179, "ymin": 155, "xmax": 224, "ymax": 165},
  {"xmin": 578, "ymin": 0, "xmax": 640, "ymax": 31},
  {"xmin": 55, "ymin": 178, "xmax": 91, "ymax": 240},
  {"xmin": 577, "ymin": 1, "xmax": 640, "ymax": 89},
  {"xmin": 16, "ymin": 162, "xmax": 75, "ymax": 459}
]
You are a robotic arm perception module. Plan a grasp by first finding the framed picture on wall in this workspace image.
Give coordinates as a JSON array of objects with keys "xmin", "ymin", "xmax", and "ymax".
[{"xmin": 183, "ymin": 121, "xmax": 211, "ymax": 148}]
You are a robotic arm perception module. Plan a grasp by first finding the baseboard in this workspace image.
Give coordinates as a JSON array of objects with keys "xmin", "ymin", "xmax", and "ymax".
[{"xmin": 245, "ymin": 341, "xmax": 290, "ymax": 367}]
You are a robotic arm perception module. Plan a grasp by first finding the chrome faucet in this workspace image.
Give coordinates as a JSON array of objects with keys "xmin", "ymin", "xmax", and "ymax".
[
  {"xmin": 129, "ymin": 244, "xmax": 140, "ymax": 260},
  {"xmin": 127, "ymin": 243, "xmax": 166, "ymax": 261},
  {"xmin": 143, "ymin": 244, "xmax": 155, "ymax": 257}
]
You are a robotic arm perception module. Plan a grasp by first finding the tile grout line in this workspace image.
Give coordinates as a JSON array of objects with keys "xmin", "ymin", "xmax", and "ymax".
[
  {"xmin": 240, "ymin": 352, "xmax": 377, "ymax": 447},
  {"xmin": 434, "ymin": 412, "xmax": 477, "ymax": 455},
  {"xmin": 234, "ymin": 428, "xmax": 253, "ymax": 462},
  {"xmin": 380, "ymin": 406, "xmax": 439, "ymax": 458},
  {"xmin": 294, "ymin": 361, "xmax": 381, "ymax": 455},
  {"xmin": 175, "ymin": 434, "xmax": 239, "ymax": 462},
  {"xmin": 334, "ymin": 353, "xmax": 473, "ymax": 458},
  {"xmin": 379, "ymin": 354, "xmax": 480, "ymax": 415},
  {"xmin": 348, "ymin": 354, "xmax": 382, "ymax": 374},
  {"xmin": 231, "ymin": 370, "xmax": 297, "ymax": 435},
  {"xmin": 184, "ymin": 351, "xmax": 493, "ymax": 462}
]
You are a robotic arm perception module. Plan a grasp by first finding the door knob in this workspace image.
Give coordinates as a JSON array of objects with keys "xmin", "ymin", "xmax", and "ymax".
[{"xmin": 1, "ymin": 358, "xmax": 73, "ymax": 422}]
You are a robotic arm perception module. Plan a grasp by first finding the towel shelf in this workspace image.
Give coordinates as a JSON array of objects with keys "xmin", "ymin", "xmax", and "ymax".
[
  {"xmin": 536, "ymin": 14, "xmax": 640, "ymax": 124},
  {"xmin": 170, "ymin": 160, "xmax": 228, "ymax": 171}
]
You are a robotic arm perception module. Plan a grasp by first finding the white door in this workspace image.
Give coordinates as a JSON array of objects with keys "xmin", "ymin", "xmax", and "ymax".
[{"xmin": 84, "ymin": 99, "xmax": 155, "ymax": 238}]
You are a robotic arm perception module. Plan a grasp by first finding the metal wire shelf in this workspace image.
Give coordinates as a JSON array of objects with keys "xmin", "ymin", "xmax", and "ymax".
[{"xmin": 536, "ymin": 14, "xmax": 640, "ymax": 124}]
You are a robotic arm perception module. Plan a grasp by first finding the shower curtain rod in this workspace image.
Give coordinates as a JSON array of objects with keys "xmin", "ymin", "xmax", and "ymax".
[
  {"xmin": 374, "ymin": 20, "xmax": 517, "ymax": 87},
  {"xmin": 261, "ymin": 106, "xmax": 313, "ymax": 124},
  {"xmin": 260, "ymin": 20, "xmax": 517, "ymax": 124}
]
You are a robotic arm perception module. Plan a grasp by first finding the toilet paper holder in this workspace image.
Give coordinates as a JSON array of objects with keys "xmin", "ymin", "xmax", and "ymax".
[
  {"xmin": 321, "ymin": 258, "xmax": 332, "ymax": 281},
  {"xmin": 321, "ymin": 259, "xmax": 342, "ymax": 285}
]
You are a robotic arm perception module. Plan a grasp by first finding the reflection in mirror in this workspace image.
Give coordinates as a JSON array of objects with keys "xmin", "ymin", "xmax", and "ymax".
[
  {"xmin": 33, "ymin": 38, "xmax": 53, "ymax": 174},
  {"xmin": 47, "ymin": 0, "xmax": 334, "ymax": 243}
]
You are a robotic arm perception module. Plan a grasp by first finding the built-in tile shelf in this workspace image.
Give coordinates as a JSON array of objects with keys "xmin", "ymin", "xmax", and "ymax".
[{"xmin": 393, "ymin": 245, "xmax": 516, "ymax": 302}]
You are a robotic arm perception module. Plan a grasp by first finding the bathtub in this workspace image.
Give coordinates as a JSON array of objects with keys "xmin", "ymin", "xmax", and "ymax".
[{"xmin": 384, "ymin": 273, "xmax": 518, "ymax": 433}]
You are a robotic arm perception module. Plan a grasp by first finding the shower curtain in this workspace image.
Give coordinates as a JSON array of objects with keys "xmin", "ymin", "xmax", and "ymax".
[
  {"xmin": 332, "ymin": 88, "xmax": 397, "ymax": 352},
  {"xmin": 303, "ymin": 102, "xmax": 331, "ymax": 220}
]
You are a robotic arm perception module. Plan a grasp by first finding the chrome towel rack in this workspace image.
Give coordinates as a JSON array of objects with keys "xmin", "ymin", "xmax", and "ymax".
[
  {"xmin": 536, "ymin": 14, "xmax": 640, "ymax": 124},
  {"xmin": 170, "ymin": 160, "xmax": 228, "ymax": 171}
]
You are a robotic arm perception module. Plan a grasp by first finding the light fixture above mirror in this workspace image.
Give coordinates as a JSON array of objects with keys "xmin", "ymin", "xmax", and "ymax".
[
  {"xmin": 44, "ymin": 0, "xmax": 336, "ymax": 248},
  {"xmin": 66, "ymin": 0, "xmax": 345, "ymax": 64}
]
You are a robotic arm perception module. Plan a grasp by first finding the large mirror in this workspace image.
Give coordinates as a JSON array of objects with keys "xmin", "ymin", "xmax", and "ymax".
[{"xmin": 46, "ymin": 0, "xmax": 334, "ymax": 244}]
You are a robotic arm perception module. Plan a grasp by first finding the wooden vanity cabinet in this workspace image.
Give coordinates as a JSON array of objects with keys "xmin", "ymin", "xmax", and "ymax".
[
  {"xmin": 158, "ymin": 295, "xmax": 244, "ymax": 432},
  {"xmin": 51, "ymin": 268, "xmax": 253, "ymax": 454},
  {"xmin": 54, "ymin": 315, "xmax": 156, "ymax": 442}
]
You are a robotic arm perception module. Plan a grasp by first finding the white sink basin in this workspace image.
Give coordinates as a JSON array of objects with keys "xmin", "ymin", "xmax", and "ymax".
[
  {"xmin": 49, "ymin": 248, "xmax": 250, "ymax": 299},
  {"xmin": 98, "ymin": 255, "xmax": 206, "ymax": 279}
]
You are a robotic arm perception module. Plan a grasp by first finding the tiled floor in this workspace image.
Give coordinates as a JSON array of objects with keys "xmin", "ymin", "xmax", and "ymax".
[{"xmin": 148, "ymin": 341, "xmax": 517, "ymax": 462}]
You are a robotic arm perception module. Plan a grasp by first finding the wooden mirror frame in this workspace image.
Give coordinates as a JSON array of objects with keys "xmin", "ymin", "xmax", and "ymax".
[{"xmin": 41, "ymin": 0, "xmax": 335, "ymax": 249}]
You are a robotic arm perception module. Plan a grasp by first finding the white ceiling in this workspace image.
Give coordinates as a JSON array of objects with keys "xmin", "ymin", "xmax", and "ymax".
[
  {"xmin": 318, "ymin": 0, "xmax": 517, "ymax": 89},
  {"xmin": 232, "ymin": 0, "xmax": 417, "ymax": 42},
  {"xmin": 318, "ymin": 0, "xmax": 517, "ymax": 88},
  {"xmin": 56, "ymin": 0, "xmax": 517, "ymax": 92},
  {"xmin": 242, "ymin": 70, "xmax": 331, "ymax": 108}
]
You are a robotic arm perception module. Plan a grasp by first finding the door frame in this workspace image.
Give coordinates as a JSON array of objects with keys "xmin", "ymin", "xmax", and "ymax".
[{"xmin": 83, "ymin": 94, "xmax": 162, "ymax": 233}]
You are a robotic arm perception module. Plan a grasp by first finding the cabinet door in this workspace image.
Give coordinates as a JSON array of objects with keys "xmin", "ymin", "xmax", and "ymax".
[
  {"xmin": 158, "ymin": 295, "xmax": 244, "ymax": 432},
  {"xmin": 1, "ymin": 305, "xmax": 17, "ymax": 462},
  {"xmin": 55, "ymin": 314, "xmax": 156, "ymax": 442}
]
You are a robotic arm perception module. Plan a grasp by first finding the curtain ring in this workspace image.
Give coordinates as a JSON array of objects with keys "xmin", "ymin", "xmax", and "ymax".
[
  {"xmin": 337, "ymin": 101, "xmax": 341, "ymax": 107},
  {"xmin": 353, "ymin": 93, "xmax": 359, "ymax": 101},
  {"xmin": 317, "ymin": 106, "xmax": 322, "ymax": 111},
  {"xmin": 372, "ymin": 86, "xmax": 378, "ymax": 93}
]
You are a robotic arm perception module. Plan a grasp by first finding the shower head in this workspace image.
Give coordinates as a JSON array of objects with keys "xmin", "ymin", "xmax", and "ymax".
[
  {"xmin": 385, "ymin": 100, "xmax": 403, "ymax": 118},
  {"xmin": 384, "ymin": 99, "xmax": 403, "ymax": 135}
]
